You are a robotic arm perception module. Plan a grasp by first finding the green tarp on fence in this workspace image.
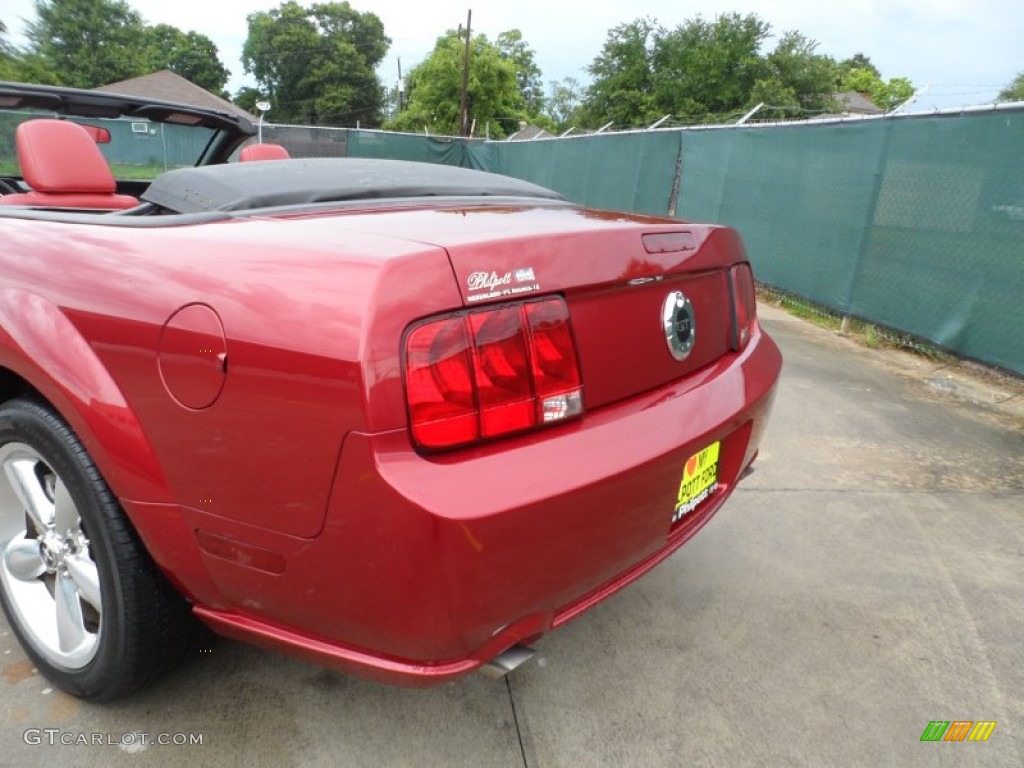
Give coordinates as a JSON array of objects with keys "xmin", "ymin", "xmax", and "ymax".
[
  {"xmin": 674, "ymin": 112, "xmax": 1023, "ymax": 375},
  {"xmin": 489, "ymin": 131, "xmax": 682, "ymax": 216},
  {"xmin": 337, "ymin": 110, "xmax": 1024, "ymax": 374},
  {"xmin": 345, "ymin": 128, "xmax": 683, "ymax": 215}
]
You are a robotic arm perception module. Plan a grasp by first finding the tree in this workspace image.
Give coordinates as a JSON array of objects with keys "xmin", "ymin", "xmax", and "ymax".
[
  {"xmin": 233, "ymin": 86, "xmax": 264, "ymax": 114},
  {"xmin": 8, "ymin": 7, "xmax": 231, "ymax": 91},
  {"xmin": 840, "ymin": 67, "xmax": 914, "ymax": 111},
  {"xmin": 385, "ymin": 30, "xmax": 525, "ymax": 138},
  {"xmin": 579, "ymin": 18, "xmax": 660, "ymax": 129},
  {"xmin": 25, "ymin": 0, "xmax": 150, "ymax": 88},
  {"xmin": 0, "ymin": 51, "xmax": 60, "ymax": 84},
  {"xmin": 0, "ymin": 19, "xmax": 14, "ymax": 77},
  {"xmin": 875, "ymin": 76, "xmax": 913, "ymax": 110},
  {"xmin": 242, "ymin": 1, "xmax": 390, "ymax": 126},
  {"xmin": 580, "ymin": 15, "xmax": 914, "ymax": 127},
  {"xmin": 650, "ymin": 13, "xmax": 771, "ymax": 121},
  {"xmin": 753, "ymin": 32, "xmax": 837, "ymax": 118},
  {"xmin": 496, "ymin": 29, "xmax": 544, "ymax": 116},
  {"xmin": 145, "ymin": 24, "xmax": 231, "ymax": 97},
  {"xmin": 0, "ymin": 18, "xmax": 60, "ymax": 84},
  {"xmin": 0, "ymin": 20, "xmax": 14, "ymax": 80},
  {"xmin": 544, "ymin": 76, "xmax": 583, "ymax": 131},
  {"xmin": 998, "ymin": 72, "xmax": 1024, "ymax": 102},
  {"xmin": 837, "ymin": 53, "xmax": 880, "ymax": 81}
]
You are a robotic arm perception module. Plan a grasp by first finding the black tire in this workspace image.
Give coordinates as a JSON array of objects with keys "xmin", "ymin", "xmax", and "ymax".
[{"xmin": 0, "ymin": 398, "xmax": 192, "ymax": 700}]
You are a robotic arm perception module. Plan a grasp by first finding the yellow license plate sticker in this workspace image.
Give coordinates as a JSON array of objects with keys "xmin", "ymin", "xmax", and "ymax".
[{"xmin": 673, "ymin": 441, "xmax": 720, "ymax": 522}]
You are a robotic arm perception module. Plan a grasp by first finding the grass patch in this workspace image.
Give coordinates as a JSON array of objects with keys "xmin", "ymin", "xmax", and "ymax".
[
  {"xmin": 758, "ymin": 285, "xmax": 955, "ymax": 362},
  {"xmin": 862, "ymin": 324, "xmax": 882, "ymax": 348},
  {"xmin": 110, "ymin": 163, "xmax": 165, "ymax": 180},
  {"xmin": 0, "ymin": 161, "xmax": 163, "ymax": 182},
  {"xmin": 776, "ymin": 294, "xmax": 841, "ymax": 332}
]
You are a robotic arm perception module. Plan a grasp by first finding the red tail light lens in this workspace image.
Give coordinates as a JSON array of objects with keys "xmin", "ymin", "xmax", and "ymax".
[
  {"xmin": 404, "ymin": 297, "xmax": 584, "ymax": 450},
  {"xmin": 729, "ymin": 263, "xmax": 757, "ymax": 351},
  {"xmin": 524, "ymin": 300, "xmax": 583, "ymax": 423},
  {"xmin": 471, "ymin": 307, "xmax": 534, "ymax": 438},
  {"xmin": 405, "ymin": 316, "xmax": 479, "ymax": 448}
]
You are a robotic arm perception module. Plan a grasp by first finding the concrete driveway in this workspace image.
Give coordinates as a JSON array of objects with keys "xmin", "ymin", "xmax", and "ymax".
[{"xmin": 2, "ymin": 305, "xmax": 1021, "ymax": 767}]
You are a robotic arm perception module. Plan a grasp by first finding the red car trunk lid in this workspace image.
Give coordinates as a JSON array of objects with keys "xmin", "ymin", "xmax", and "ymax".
[{"xmin": 441, "ymin": 214, "xmax": 743, "ymax": 410}]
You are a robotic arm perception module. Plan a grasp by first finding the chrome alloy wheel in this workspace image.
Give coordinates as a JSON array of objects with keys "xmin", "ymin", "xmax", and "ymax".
[{"xmin": 0, "ymin": 442, "xmax": 102, "ymax": 669}]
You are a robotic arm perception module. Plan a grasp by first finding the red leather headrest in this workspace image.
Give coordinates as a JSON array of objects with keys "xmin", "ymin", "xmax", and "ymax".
[
  {"xmin": 240, "ymin": 143, "xmax": 291, "ymax": 162},
  {"xmin": 16, "ymin": 119, "xmax": 116, "ymax": 194}
]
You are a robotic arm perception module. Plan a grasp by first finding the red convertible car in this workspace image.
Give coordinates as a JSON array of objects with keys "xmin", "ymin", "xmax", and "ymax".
[{"xmin": 0, "ymin": 83, "xmax": 781, "ymax": 699}]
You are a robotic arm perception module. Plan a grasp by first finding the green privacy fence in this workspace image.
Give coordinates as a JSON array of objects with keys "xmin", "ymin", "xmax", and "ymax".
[
  {"xmin": 673, "ymin": 111, "xmax": 1024, "ymax": 376},
  {"xmin": 487, "ymin": 131, "xmax": 682, "ymax": 216},
  {"xmin": 341, "ymin": 128, "xmax": 682, "ymax": 216},
  {"xmin": 0, "ymin": 110, "xmax": 215, "ymax": 176},
  {"xmin": 332, "ymin": 109, "xmax": 1024, "ymax": 375}
]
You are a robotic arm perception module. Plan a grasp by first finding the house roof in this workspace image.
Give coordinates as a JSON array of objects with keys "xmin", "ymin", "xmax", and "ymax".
[
  {"xmin": 834, "ymin": 91, "xmax": 884, "ymax": 115},
  {"xmin": 506, "ymin": 123, "xmax": 554, "ymax": 141},
  {"xmin": 94, "ymin": 70, "xmax": 255, "ymax": 122}
]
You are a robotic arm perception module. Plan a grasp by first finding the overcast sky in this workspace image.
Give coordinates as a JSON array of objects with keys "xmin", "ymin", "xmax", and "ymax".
[{"xmin": 3, "ymin": 0, "xmax": 1022, "ymax": 110}]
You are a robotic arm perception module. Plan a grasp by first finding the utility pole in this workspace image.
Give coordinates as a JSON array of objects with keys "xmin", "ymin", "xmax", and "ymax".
[
  {"xmin": 459, "ymin": 10, "xmax": 472, "ymax": 137},
  {"xmin": 397, "ymin": 58, "xmax": 404, "ymax": 113}
]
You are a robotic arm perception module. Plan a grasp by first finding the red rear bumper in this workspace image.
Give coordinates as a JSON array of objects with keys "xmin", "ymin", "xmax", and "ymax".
[{"xmin": 187, "ymin": 326, "xmax": 781, "ymax": 686}]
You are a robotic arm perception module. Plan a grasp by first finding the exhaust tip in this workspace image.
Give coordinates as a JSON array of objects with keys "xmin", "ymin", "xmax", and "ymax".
[{"xmin": 478, "ymin": 644, "xmax": 536, "ymax": 679}]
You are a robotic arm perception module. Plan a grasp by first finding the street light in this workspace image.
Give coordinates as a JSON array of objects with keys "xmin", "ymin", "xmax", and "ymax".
[{"xmin": 255, "ymin": 101, "xmax": 271, "ymax": 143}]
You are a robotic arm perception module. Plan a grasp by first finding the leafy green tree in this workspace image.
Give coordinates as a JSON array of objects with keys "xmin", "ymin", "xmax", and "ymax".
[
  {"xmin": 875, "ymin": 77, "xmax": 913, "ymax": 110},
  {"xmin": 579, "ymin": 18, "xmax": 660, "ymax": 129},
  {"xmin": 496, "ymin": 29, "xmax": 544, "ymax": 116},
  {"xmin": 0, "ymin": 18, "xmax": 59, "ymax": 85},
  {"xmin": 650, "ymin": 13, "xmax": 771, "ymax": 121},
  {"xmin": 997, "ymin": 72, "xmax": 1024, "ymax": 102},
  {"xmin": 746, "ymin": 78, "xmax": 800, "ymax": 120},
  {"xmin": 0, "ymin": 52, "xmax": 61, "ymax": 84},
  {"xmin": 0, "ymin": 20, "xmax": 15, "ymax": 80},
  {"xmin": 385, "ymin": 30, "xmax": 526, "ymax": 138},
  {"xmin": 233, "ymin": 86, "xmax": 264, "ymax": 114},
  {"xmin": 837, "ymin": 53, "xmax": 880, "ymax": 81},
  {"xmin": 145, "ymin": 24, "xmax": 231, "ymax": 97},
  {"xmin": 544, "ymin": 76, "xmax": 583, "ymax": 131},
  {"xmin": 242, "ymin": 1, "xmax": 390, "ymax": 126},
  {"xmin": 25, "ymin": 0, "xmax": 149, "ymax": 88},
  {"xmin": 840, "ymin": 67, "xmax": 914, "ymax": 111},
  {"xmin": 0, "ymin": 19, "xmax": 15, "ymax": 76},
  {"xmin": 753, "ymin": 32, "xmax": 837, "ymax": 118},
  {"xmin": 582, "ymin": 15, "xmax": 912, "ymax": 126}
]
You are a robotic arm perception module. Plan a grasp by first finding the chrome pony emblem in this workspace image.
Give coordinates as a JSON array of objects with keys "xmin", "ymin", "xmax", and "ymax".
[{"xmin": 662, "ymin": 291, "xmax": 695, "ymax": 361}]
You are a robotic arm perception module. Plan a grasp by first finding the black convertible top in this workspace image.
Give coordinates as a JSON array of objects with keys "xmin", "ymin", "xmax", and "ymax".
[
  {"xmin": 0, "ymin": 81, "xmax": 254, "ymax": 135},
  {"xmin": 141, "ymin": 158, "xmax": 564, "ymax": 214}
]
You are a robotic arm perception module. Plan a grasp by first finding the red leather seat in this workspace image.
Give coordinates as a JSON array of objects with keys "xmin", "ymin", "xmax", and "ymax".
[
  {"xmin": 0, "ymin": 119, "xmax": 139, "ymax": 210},
  {"xmin": 239, "ymin": 143, "xmax": 290, "ymax": 162}
]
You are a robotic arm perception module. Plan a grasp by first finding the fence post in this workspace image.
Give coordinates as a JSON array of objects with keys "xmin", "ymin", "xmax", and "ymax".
[{"xmin": 667, "ymin": 132, "xmax": 684, "ymax": 217}]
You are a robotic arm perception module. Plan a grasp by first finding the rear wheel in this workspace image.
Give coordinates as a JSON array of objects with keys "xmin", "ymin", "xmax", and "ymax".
[{"xmin": 0, "ymin": 398, "xmax": 192, "ymax": 700}]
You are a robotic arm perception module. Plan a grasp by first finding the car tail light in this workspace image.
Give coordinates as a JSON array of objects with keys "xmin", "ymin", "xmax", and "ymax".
[
  {"xmin": 729, "ymin": 263, "xmax": 757, "ymax": 351},
  {"xmin": 404, "ymin": 297, "xmax": 583, "ymax": 450}
]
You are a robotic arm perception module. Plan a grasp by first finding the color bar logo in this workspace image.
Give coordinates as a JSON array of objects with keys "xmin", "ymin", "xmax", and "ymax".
[{"xmin": 920, "ymin": 721, "xmax": 996, "ymax": 742}]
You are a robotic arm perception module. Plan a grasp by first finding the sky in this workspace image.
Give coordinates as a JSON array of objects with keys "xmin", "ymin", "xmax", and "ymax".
[{"xmin": 3, "ymin": 0, "xmax": 1022, "ymax": 112}]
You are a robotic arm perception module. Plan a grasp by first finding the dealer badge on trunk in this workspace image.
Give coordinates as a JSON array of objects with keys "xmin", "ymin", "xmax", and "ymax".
[{"xmin": 662, "ymin": 291, "xmax": 695, "ymax": 361}]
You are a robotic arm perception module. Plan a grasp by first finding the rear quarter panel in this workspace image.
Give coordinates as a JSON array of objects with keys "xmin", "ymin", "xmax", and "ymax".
[{"xmin": 0, "ymin": 214, "xmax": 457, "ymax": 538}]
